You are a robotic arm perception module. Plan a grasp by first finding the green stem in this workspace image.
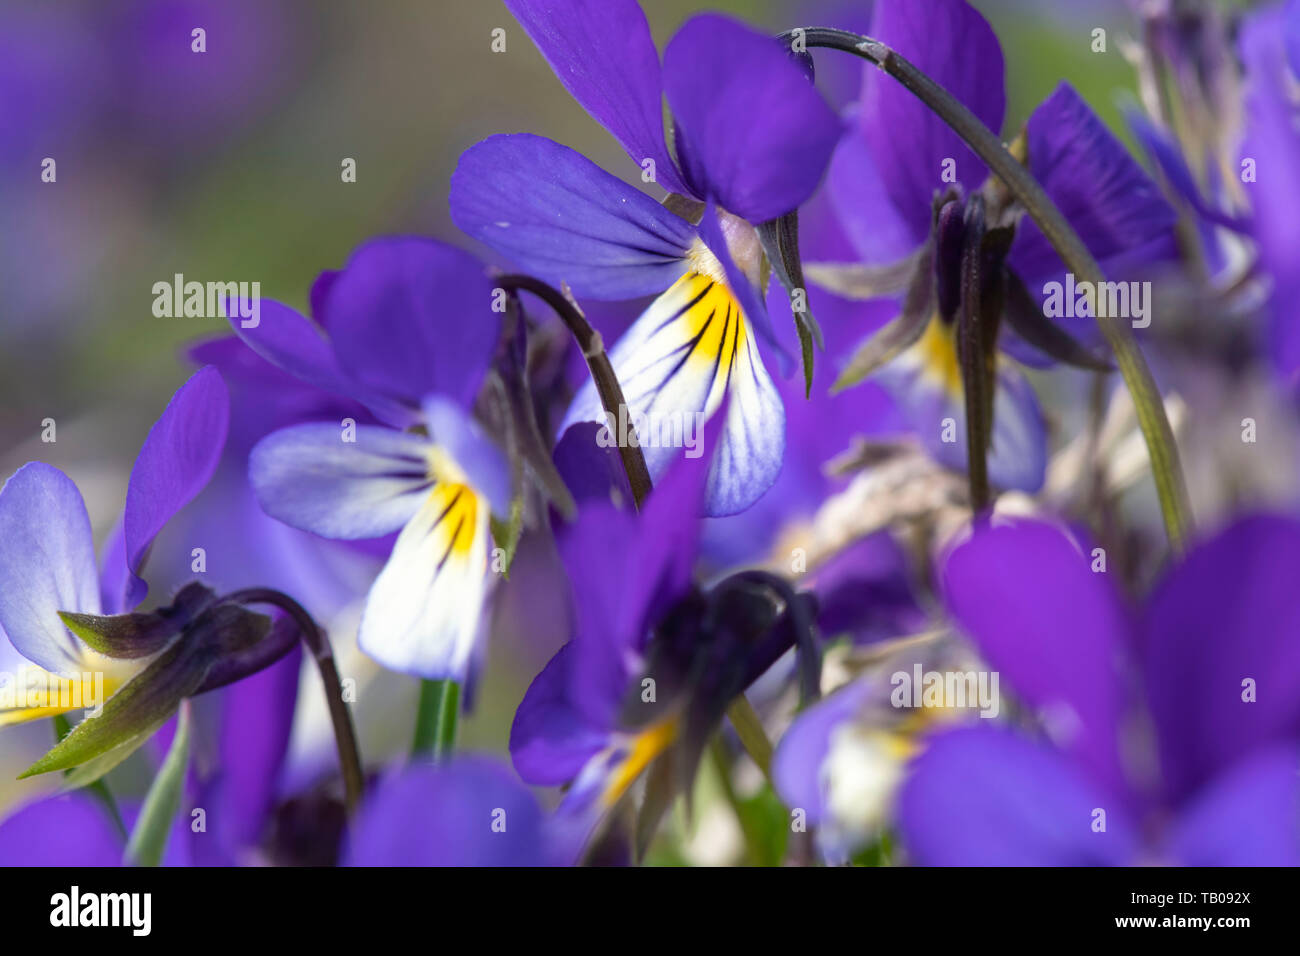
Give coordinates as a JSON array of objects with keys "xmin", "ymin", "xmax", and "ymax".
[
  {"xmin": 412, "ymin": 678, "xmax": 460, "ymax": 761},
  {"xmin": 789, "ymin": 27, "xmax": 1192, "ymax": 552},
  {"xmin": 709, "ymin": 738, "xmax": 762, "ymax": 866},
  {"xmin": 725, "ymin": 694, "xmax": 774, "ymax": 785}
]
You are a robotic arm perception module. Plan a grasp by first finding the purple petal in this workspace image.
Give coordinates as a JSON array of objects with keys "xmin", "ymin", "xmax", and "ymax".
[
  {"xmin": 0, "ymin": 793, "xmax": 123, "ymax": 866},
  {"xmin": 192, "ymin": 644, "xmax": 302, "ymax": 865},
  {"xmin": 561, "ymin": 417, "xmax": 720, "ymax": 727},
  {"xmin": 941, "ymin": 519, "xmax": 1133, "ymax": 801},
  {"xmin": 504, "ymin": 0, "xmax": 687, "ymax": 196},
  {"xmin": 662, "ymin": 13, "xmax": 842, "ymax": 224},
  {"xmin": 321, "ymin": 238, "xmax": 501, "ymax": 410},
  {"xmin": 856, "ymin": 0, "xmax": 1005, "ymax": 230},
  {"xmin": 97, "ymin": 516, "xmax": 135, "ymax": 616},
  {"xmin": 249, "ymin": 423, "xmax": 433, "ymax": 540},
  {"xmin": 450, "ymin": 133, "xmax": 695, "ymax": 300},
  {"xmin": 1142, "ymin": 514, "xmax": 1300, "ymax": 804},
  {"xmin": 812, "ymin": 532, "xmax": 927, "ymax": 644},
  {"xmin": 1288, "ymin": 0, "xmax": 1300, "ymax": 78},
  {"xmin": 1167, "ymin": 744, "xmax": 1300, "ymax": 866},
  {"xmin": 123, "ymin": 366, "xmax": 229, "ymax": 600},
  {"xmin": 552, "ymin": 421, "xmax": 633, "ymax": 506},
  {"xmin": 344, "ymin": 757, "xmax": 566, "ymax": 866},
  {"xmin": 422, "ymin": 394, "xmax": 511, "ymax": 516},
  {"xmin": 511, "ymin": 642, "xmax": 611, "ymax": 786},
  {"xmin": 308, "ymin": 269, "xmax": 339, "ymax": 327},
  {"xmin": 1240, "ymin": 6, "xmax": 1300, "ymax": 385},
  {"xmin": 556, "ymin": 501, "xmax": 641, "ymax": 729},
  {"xmin": 0, "ymin": 462, "xmax": 100, "ymax": 672},
  {"xmin": 1008, "ymin": 84, "xmax": 1178, "ymax": 289},
  {"xmin": 828, "ymin": 127, "xmax": 927, "ymax": 261},
  {"xmin": 899, "ymin": 726, "xmax": 1138, "ymax": 866},
  {"xmin": 186, "ymin": 333, "xmax": 379, "ymax": 452},
  {"xmin": 230, "ymin": 299, "xmax": 355, "ymax": 397},
  {"xmin": 230, "ymin": 299, "xmax": 412, "ymax": 427}
]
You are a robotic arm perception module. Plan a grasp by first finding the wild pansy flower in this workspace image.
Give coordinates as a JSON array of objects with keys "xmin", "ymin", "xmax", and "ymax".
[
  {"xmin": 899, "ymin": 516, "xmax": 1300, "ymax": 866},
  {"xmin": 816, "ymin": 0, "xmax": 1177, "ymax": 493},
  {"xmin": 177, "ymin": 333, "xmax": 385, "ymax": 619},
  {"xmin": 0, "ymin": 366, "xmax": 229, "ymax": 730},
  {"xmin": 450, "ymin": 0, "xmax": 843, "ymax": 516},
  {"xmin": 512, "ymin": 419, "xmax": 813, "ymax": 850},
  {"xmin": 236, "ymin": 237, "xmax": 509, "ymax": 681}
]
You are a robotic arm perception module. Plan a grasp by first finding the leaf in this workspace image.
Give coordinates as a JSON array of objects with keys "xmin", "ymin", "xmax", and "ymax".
[
  {"xmin": 733, "ymin": 785, "xmax": 790, "ymax": 868},
  {"xmin": 124, "ymin": 701, "xmax": 192, "ymax": 867},
  {"xmin": 832, "ymin": 243, "xmax": 935, "ymax": 392},
  {"xmin": 19, "ymin": 635, "xmax": 215, "ymax": 781},
  {"xmin": 489, "ymin": 496, "xmax": 524, "ymax": 578},
  {"xmin": 758, "ymin": 212, "xmax": 823, "ymax": 397},
  {"xmin": 634, "ymin": 755, "xmax": 679, "ymax": 863}
]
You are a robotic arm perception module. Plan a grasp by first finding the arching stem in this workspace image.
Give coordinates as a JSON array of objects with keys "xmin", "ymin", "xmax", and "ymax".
[
  {"xmin": 497, "ymin": 274, "xmax": 653, "ymax": 510},
  {"xmin": 787, "ymin": 27, "xmax": 1192, "ymax": 551},
  {"xmin": 220, "ymin": 588, "xmax": 364, "ymax": 814}
]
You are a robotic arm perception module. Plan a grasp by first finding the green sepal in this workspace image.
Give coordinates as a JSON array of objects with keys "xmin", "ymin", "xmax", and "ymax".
[
  {"xmin": 758, "ymin": 211, "xmax": 823, "ymax": 398},
  {"xmin": 19, "ymin": 634, "xmax": 216, "ymax": 781},
  {"xmin": 58, "ymin": 582, "xmax": 217, "ymax": 660},
  {"xmin": 490, "ymin": 496, "xmax": 524, "ymax": 579}
]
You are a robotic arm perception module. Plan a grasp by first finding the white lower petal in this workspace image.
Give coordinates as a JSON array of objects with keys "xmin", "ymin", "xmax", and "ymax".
[
  {"xmin": 357, "ymin": 483, "xmax": 492, "ymax": 680},
  {"xmin": 563, "ymin": 273, "xmax": 785, "ymax": 515}
]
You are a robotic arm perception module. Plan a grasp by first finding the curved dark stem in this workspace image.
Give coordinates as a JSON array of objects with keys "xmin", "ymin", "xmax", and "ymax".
[
  {"xmin": 194, "ymin": 613, "xmax": 301, "ymax": 694},
  {"xmin": 497, "ymin": 274, "xmax": 654, "ymax": 509},
  {"xmin": 219, "ymin": 588, "xmax": 364, "ymax": 815},
  {"xmin": 958, "ymin": 198, "xmax": 993, "ymax": 515},
  {"xmin": 785, "ymin": 26, "xmax": 1191, "ymax": 552}
]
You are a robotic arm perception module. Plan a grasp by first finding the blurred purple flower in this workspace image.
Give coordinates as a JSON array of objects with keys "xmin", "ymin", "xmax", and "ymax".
[
  {"xmin": 511, "ymin": 437, "xmax": 714, "ymax": 806},
  {"xmin": 237, "ymin": 238, "xmax": 509, "ymax": 681},
  {"xmin": 825, "ymin": 0, "xmax": 1177, "ymax": 492},
  {"xmin": 899, "ymin": 515, "xmax": 1300, "ymax": 865},
  {"xmin": 0, "ymin": 366, "xmax": 229, "ymax": 726},
  {"xmin": 105, "ymin": 0, "xmax": 298, "ymax": 153},
  {"xmin": 344, "ymin": 757, "xmax": 573, "ymax": 866},
  {"xmin": 1239, "ymin": 1, "xmax": 1300, "ymax": 388},
  {"xmin": 0, "ymin": 8, "xmax": 104, "ymax": 167}
]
